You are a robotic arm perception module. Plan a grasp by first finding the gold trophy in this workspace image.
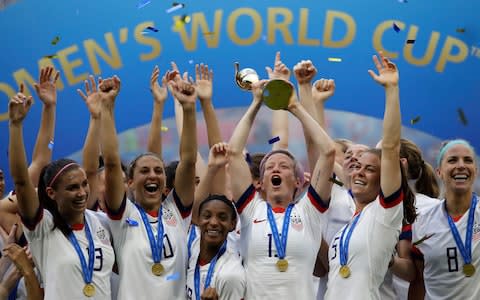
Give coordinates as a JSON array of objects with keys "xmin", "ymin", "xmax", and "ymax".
[{"xmin": 234, "ymin": 62, "xmax": 292, "ymax": 110}]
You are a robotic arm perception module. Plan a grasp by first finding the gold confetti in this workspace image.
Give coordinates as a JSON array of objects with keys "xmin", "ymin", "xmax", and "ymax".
[
  {"xmin": 161, "ymin": 126, "xmax": 169, "ymax": 132},
  {"xmin": 329, "ymin": 176, "xmax": 344, "ymax": 187},
  {"xmin": 413, "ymin": 233, "xmax": 435, "ymax": 246},
  {"xmin": 456, "ymin": 28, "xmax": 466, "ymax": 33},
  {"xmin": 43, "ymin": 54, "xmax": 58, "ymax": 59},
  {"xmin": 51, "ymin": 36, "xmax": 60, "ymax": 45},
  {"xmin": 410, "ymin": 116, "xmax": 421, "ymax": 125},
  {"xmin": 328, "ymin": 57, "xmax": 342, "ymax": 62}
]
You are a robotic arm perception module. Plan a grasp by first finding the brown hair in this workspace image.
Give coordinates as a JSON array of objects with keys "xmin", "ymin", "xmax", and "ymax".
[{"xmin": 400, "ymin": 139, "xmax": 439, "ymax": 198}]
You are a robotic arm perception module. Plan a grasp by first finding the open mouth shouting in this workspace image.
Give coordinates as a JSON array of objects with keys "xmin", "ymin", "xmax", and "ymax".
[{"xmin": 271, "ymin": 175, "xmax": 282, "ymax": 187}]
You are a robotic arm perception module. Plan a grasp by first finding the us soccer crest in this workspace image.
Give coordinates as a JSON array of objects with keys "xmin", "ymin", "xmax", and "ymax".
[
  {"xmin": 163, "ymin": 208, "xmax": 177, "ymax": 227},
  {"xmin": 290, "ymin": 213, "xmax": 303, "ymax": 231}
]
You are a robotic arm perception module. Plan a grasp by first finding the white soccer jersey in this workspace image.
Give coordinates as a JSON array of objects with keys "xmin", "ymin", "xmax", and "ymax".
[
  {"xmin": 325, "ymin": 189, "xmax": 403, "ymax": 300},
  {"xmin": 391, "ymin": 193, "xmax": 440, "ymax": 300},
  {"xmin": 236, "ymin": 185, "xmax": 327, "ymax": 300},
  {"xmin": 23, "ymin": 209, "xmax": 114, "ymax": 300},
  {"xmin": 415, "ymin": 193, "xmax": 440, "ymax": 214},
  {"xmin": 412, "ymin": 198, "xmax": 480, "ymax": 300},
  {"xmin": 186, "ymin": 226, "xmax": 245, "ymax": 300},
  {"xmin": 107, "ymin": 190, "xmax": 191, "ymax": 300},
  {"xmin": 317, "ymin": 184, "xmax": 355, "ymax": 300}
]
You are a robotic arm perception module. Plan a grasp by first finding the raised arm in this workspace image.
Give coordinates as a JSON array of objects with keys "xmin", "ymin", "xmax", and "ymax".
[
  {"xmin": 171, "ymin": 62, "xmax": 207, "ymax": 181},
  {"xmin": 228, "ymin": 80, "xmax": 267, "ymax": 201},
  {"xmin": 267, "ymin": 52, "xmax": 290, "ymax": 151},
  {"xmin": 78, "ymin": 75, "xmax": 103, "ymax": 210},
  {"xmin": 192, "ymin": 142, "xmax": 229, "ymax": 224},
  {"xmin": 293, "ymin": 60, "xmax": 319, "ymax": 171},
  {"xmin": 28, "ymin": 66, "xmax": 60, "ymax": 186},
  {"xmin": 368, "ymin": 52, "xmax": 401, "ymax": 196},
  {"xmin": 98, "ymin": 76, "xmax": 125, "ymax": 212},
  {"xmin": 286, "ymin": 83, "xmax": 336, "ymax": 203},
  {"xmin": 195, "ymin": 63, "xmax": 222, "ymax": 146},
  {"xmin": 311, "ymin": 79, "xmax": 344, "ymax": 179},
  {"xmin": 147, "ymin": 66, "xmax": 168, "ymax": 156},
  {"xmin": 8, "ymin": 84, "xmax": 38, "ymax": 221},
  {"xmin": 169, "ymin": 77, "xmax": 197, "ymax": 207}
]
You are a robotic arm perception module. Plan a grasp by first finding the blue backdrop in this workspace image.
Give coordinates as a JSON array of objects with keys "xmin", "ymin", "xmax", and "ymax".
[{"xmin": 1, "ymin": 0, "xmax": 479, "ymax": 192}]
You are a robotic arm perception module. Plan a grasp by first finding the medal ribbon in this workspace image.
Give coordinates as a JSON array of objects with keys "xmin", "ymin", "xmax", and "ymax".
[
  {"xmin": 445, "ymin": 194, "xmax": 477, "ymax": 266},
  {"xmin": 339, "ymin": 212, "xmax": 362, "ymax": 267},
  {"xmin": 267, "ymin": 203, "xmax": 294, "ymax": 260},
  {"xmin": 68, "ymin": 218, "xmax": 95, "ymax": 285},
  {"xmin": 135, "ymin": 204, "xmax": 164, "ymax": 264},
  {"xmin": 188, "ymin": 225, "xmax": 197, "ymax": 261},
  {"xmin": 194, "ymin": 240, "xmax": 227, "ymax": 300}
]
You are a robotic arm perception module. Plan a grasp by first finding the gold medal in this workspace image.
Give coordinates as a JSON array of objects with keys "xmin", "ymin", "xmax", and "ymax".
[
  {"xmin": 152, "ymin": 262, "xmax": 164, "ymax": 276},
  {"xmin": 463, "ymin": 264, "xmax": 476, "ymax": 277},
  {"xmin": 339, "ymin": 265, "xmax": 351, "ymax": 278},
  {"xmin": 276, "ymin": 259, "xmax": 289, "ymax": 272},
  {"xmin": 83, "ymin": 283, "xmax": 95, "ymax": 297}
]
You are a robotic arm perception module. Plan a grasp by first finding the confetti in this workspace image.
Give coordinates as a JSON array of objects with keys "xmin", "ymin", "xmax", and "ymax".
[
  {"xmin": 329, "ymin": 176, "xmax": 344, "ymax": 187},
  {"xmin": 457, "ymin": 108, "xmax": 468, "ymax": 125},
  {"xmin": 456, "ymin": 28, "xmax": 466, "ymax": 33},
  {"xmin": 145, "ymin": 26, "xmax": 159, "ymax": 33},
  {"xmin": 43, "ymin": 54, "xmax": 58, "ymax": 59},
  {"xmin": 268, "ymin": 136, "xmax": 280, "ymax": 145},
  {"xmin": 48, "ymin": 140, "xmax": 54, "ymax": 150},
  {"xmin": 166, "ymin": 273, "xmax": 180, "ymax": 281},
  {"xmin": 126, "ymin": 218, "xmax": 139, "ymax": 226},
  {"xmin": 398, "ymin": 0, "xmax": 408, "ymax": 3},
  {"xmin": 181, "ymin": 14, "xmax": 191, "ymax": 24},
  {"xmin": 137, "ymin": 0, "xmax": 151, "ymax": 9},
  {"xmin": 406, "ymin": 39, "xmax": 415, "ymax": 44},
  {"xmin": 51, "ymin": 36, "xmax": 60, "ymax": 45},
  {"xmin": 410, "ymin": 116, "xmax": 421, "ymax": 125},
  {"xmin": 328, "ymin": 57, "xmax": 342, "ymax": 62},
  {"xmin": 161, "ymin": 126, "xmax": 168, "ymax": 132},
  {"xmin": 188, "ymin": 59, "xmax": 194, "ymax": 64},
  {"xmin": 393, "ymin": 23, "xmax": 401, "ymax": 33},
  {"xmin": 166, "ymin": 3, "xmax": 184, "ymax": 14},
  {"xmin": 413, "ymin": 233, "xmax": 435, "ymax": 246}
]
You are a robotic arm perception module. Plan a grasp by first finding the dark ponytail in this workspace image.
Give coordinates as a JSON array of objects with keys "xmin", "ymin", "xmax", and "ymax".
[
  {"xmin": 400, "ymin": 139, "xmax": 439, "ymax": 198},
  {"xmin": 38, "ymin": 158, "xmax": 80, "ymax": 237}
]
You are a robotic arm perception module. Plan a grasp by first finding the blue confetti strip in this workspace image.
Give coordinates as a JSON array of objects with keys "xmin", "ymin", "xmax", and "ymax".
[
  {"xmin": 126, "ymin": 218, "xmax": 139, "ymax": 226},
  {"xmin": 137, "ymin": 0, "xmax": 151, "ymax": 9},
  {"xmin": 48, "ymin": 140, "xmax": 54, "ymax": 150},
  {"xmin": 393, "ymin": 23, "xmax": 400, "ymax": 33},
  {"xmin": 166, "ymin": 3, "xmax": 184, "ymax": 14},
  {"xmin": 146, "ymin": 26, "xmax": 159, "ymax": 32},
  {"xmin": 268, "ymin": 136, "xmax": 280, "ymax": 145},
  {"xmin": 166, "ymin": 273, "xmax": 180, "ymax": 281}
]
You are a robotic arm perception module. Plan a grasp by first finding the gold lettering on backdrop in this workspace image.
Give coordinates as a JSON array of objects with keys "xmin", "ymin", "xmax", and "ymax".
[
  {"xmin": 134, "ymin": 21, "xmax": 162, "ymax": 61},
  {"xmin": 174, "ymin": 11, "xmax": 223, "ymax": 50},
  {"xmin": 323, "ymin": 10, "xmax": 356, "ymax": 48},
  {"xmin": 227, "ymin": 8, "xmax": 262, "ymax": 45},
  {"xmin": 267, "ymin": 7, "xmax": 294, "ymax": 44},
  {"xmin": 372, "ymin": 20, "xmax": 405, "ymax": 58},
  {"xmin": 12, "ymin": 69, "xmax": 36, "ymax": 97},
  {"xmin": 298, "ymin": 8, "xmax": 320, "ymax": 46},
  {"xmin": 57, "ymin": 45, "xmax": 88, "ymax": 85},
  {"xmin": 84, "ymin": 32, "xmax": 123, "ymax": 75},
  {"xmin": 0, "ymin": 83, "xmax": 16, "ymax": 121},
  {"xmin": 435, "ymin": 36, "xmax": 468, "ymax": 72},
  {"xmin": 403, "ymin": 25, "xmax": 440, "ymax": 66}
]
